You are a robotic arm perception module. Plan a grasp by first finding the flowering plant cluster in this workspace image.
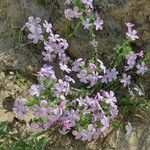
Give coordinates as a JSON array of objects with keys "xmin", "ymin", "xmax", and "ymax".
[
  {"xmin": 64, "ymin": 0, "xmax": 103, "ymax": 31},
  {"xmin": 64, "ymin": 0, "xmax": 104, "ymax": 57},
  {"xmin": 13, "ymin": 4, "xmax": 149, "ymax": 141}
]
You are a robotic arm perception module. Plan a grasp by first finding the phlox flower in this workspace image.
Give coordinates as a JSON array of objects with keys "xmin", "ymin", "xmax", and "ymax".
[
  {"xmin": 27, "ymin": 27, "xmax": 43, "ymax": 44},
  {"xmin": 32, "ymin": 100, "xmax": 48, "ymax": 117},
  {"xmin": 77, "ymin": 70, "xmax": 88, "ymax": 83},
  {"xmin": 64, "ymin": 7, "xmax": 82, "ymax": 20},
  {"xmin": 125, "ymin": 22, "xmax": 139, "ymax": 41},
  {"xmin": 101, "ymin": 68, "xmax": 118, "ymax": 83},
  {"xmin": 38, "ymin": 64, "xmax": 56, "ymax": 80},
  {"xmin": 125, "ymin": 122, "xmax": 133, "ymax": 135},
  {"xmin": 103, "ymin": 91, "xmax": 117, "ymax": 107},
  {"xmin": 25, "ymin": 16, "xmax": 41, "ymax": 31},
  {"xmin": 97, "ymin": 59, "xmax": 106, "ymax": 73},
  {"xmin": 49, "ymin": 33, "xmax": 60, "ymax": 42},
  {"xmin": 59, "ymin": 63, "xmax": 71, "ymax": 73},
  {"xmin": 81, "ymin": 0, "xmax": 93, "ymax": 9},
  {"xmin": 134, "ymin": 85, "xmax": 144, "ymax": 96},
  {"xmin": 90, "ymin": 39, "xmax": 98, "ymax": 48},
  {"xmin": 64, "ymin": 0, "xmax": 72, "ymax": 5},
  {"xmin": 13, "ymin": 98, "xmax": 29, "ymax": 118},
  {"xmin": 43, "ymin": 20, "xmax": 52, "ymax": 33},
  {"xmin": 94, "ymin": 16, "xmax": 103, "ymax": 30},
  {"xmin": 29, "ymin": 84, "xmax": 43, "ymax": 97},
  {"xmin": 120, "ymin": 73, "xmax": 131, "ymax": 87},
  {"xmin": 136, "ymin": 62, "xmax": 148, "ymax": 75},
  {"xmin": 72, "ymin": 58, "xmax": 85, "ymax": 72},
  {"xmin": 100, "ymin": 115, "xmax": 109, "ymax": 132},
  {"xmin": 82, "ymin": 18, "xmax": 92, "ymax": 30},
  {"xmin": 54, "ymin": 79, "xmax": 70, "ymax": 97}
]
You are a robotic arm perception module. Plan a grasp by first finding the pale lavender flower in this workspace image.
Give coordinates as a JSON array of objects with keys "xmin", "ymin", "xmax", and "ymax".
[
  {"xmin": 94, "ymin": 17, "xmax": 103, "ymax": 30},
  {"xmin": 64, "ymin": 7, "xmax": 81, "ymax": 20},
  {"xmin": 65, "ymin": 75, "xmax": 75, "ymax": 84},
  {"xmin": 73, "ymin": 7, "xmax": 83, "ymax": 18},
  {"xmin": 97, "ymin": 59, "xmax": 106, "ymax": 73},
  {"xmin": 32, "ymin": 100, "xmax": 48, "ymax": 117},
  {"xmin": 101, "ymin": 68, "xmax": 118, "ymax": 83},
  {"xmin": 120, "ymin": 73, "xmax": 131, "ymax": 87},
  {"xmin": 81, "ymin": 0, "xmax": 93, "ymax": 9},
  {"xmin": 60, "ymin": 117, "xmax": 75, "ymax": 134},
  {"xmin": 81, "ymin": 124, "xmax": 96, "ymax": 141},
  {"xmin": 44, "ymin": 40, "xmax": 54, "ymax": 52},
  {"xmin": 104, "ymin": 91, "xmax": 117, "ymax": 107},
  {"xmin": 125, "ymin": 22, "xmax": 134, "ymax": 29},
  {"xmin": 75, "ymin": 97, "xmax": 87, "ymax": 107},
  {"xmin": 59, "ymin": 63, "xmax": 71, "ymax": 73},
  {"xmin": 27, "ymin": 27, "xmax": 43, "ymax": 44},
  {"xmin": 128, "ymin": 87, "xmax": 134, "ymax": 96},
  {"xmin": 13, "ymin": 98, "xmax": 29, "ymax": 118},
  {"xmin": 85, "ymin": 96, "xmax": 100, "ymax": 108},
  {"xmin": 66, "ymin": 109, "xmax": 80, "ymax": 122},
  {"xmin": 64, "ymin": 0, "xmax": 72, "ymax": 5},
  {"xmin": 87, "ymin": 72, "xmax": 102, "ymax": 88},
  {"xmin": 82, "ymin": 18, "xmax": 92, "ymax": 30},
  {"xmin": 137, "ymin": 50, "xmax": 144, "ymax": 57},
  {"xmin": 72, "ymin": 130, "xmax": 82, "ymax": 139},
  {"xmin": 59, "ymin": 39, "xmax": 69, "ymax": 50},
  {"xmin": 54, "ymin": 79, "xmax": 70, "ymax": 96},
  {"xmin": 125, "ymin": 52, "xmax": 137, "ymax": 70},
  {"xmin": 110, "ymin": 105, "xmax": 118, "ymax": 119},
  {"xmin": 26, "ymin": 122, "xmax": 44, "ymax": 133},
  {"xmin": 43, "ymin": 20, "xmax": 52, "ymax": 33},
  {"xmin": 59, "ymin": 52, "xmax": 70, "ymax": 64},
  {"xmin": 125, "ymin": 22, "xmax": 139, "ymax": 41},
  {"xmin": 73, "ymin": 124, "xmax": 96, "ymax": 141},
  {"xmin": 101, "ymin": 115, "xmax": 109, "ymax": 132},
  {"xmin": 72, "ymin": 58, "xmax": 85, "ymax": 72},
  {"xmin": 29, "ymin": 84, "xmax": 43, "ymax": 97},
  {"xmin": 38, "ymin": 64, "xmax": 56, "ymax": 80},
  {"xmin": 49, "ymin": 33, "xmax": 60, "ymax": 42},
  {"xmin": 134, "ymin": 85, "xmax": 144, "ymax": 96},
  {"xmin": 88, "ymin": 63, "xmax": 97, "ymax": 72},
  {"xmin": 90, "ymin": 39, "xmax": 98, "ymax": 48},
  {"xmin": 77, "ymin": 70, "xmax": 88, "ymax": 83},
  {"xmin": 125, "ymin": 122, "xmax": 133, "ymax": 135},
  {"xmin": 42, "ymin": 50, "xmax": 56, "ymax": 62},
  {"xmin": 25, "ymin": 16, "xmax": 41, "ymax": 31},
  {"xmin": 136, "ymin": 62, "xmax": 148, "ymax": 75}
]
